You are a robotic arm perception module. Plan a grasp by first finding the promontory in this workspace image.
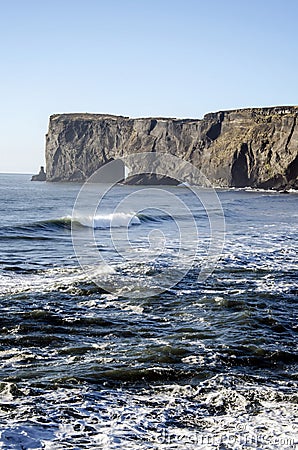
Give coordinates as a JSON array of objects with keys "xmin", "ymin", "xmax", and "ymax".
[{"xmin": 45, "ymin": 106, "xmax": 298, "ymax": 190}]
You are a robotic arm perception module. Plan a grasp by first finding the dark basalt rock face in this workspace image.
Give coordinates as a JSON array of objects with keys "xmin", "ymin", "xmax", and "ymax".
[
  {"xmin": 123, "ymin": 174, "xmax": 179, "ymax": 185},
  {"xmin": 31, "ymin": 166, "xmax": 46, "ymax": 181},
  {"xmin": 45, "ymin": 108, "xmax": 298, "ymax": 189}
]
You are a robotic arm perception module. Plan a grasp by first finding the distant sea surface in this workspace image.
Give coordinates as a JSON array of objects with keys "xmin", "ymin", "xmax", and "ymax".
[{"xmin": 0, "ymin": 173, "xmax": 297, "ymax": 449}]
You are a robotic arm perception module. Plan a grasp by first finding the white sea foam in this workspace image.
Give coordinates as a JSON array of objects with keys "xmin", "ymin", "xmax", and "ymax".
[
  {"xmin": 72, "ymin": 212, "xmax": 141, "ymax": 229},
  {"xmin": 0, "ymin": 379, "xmax": 296, "ymax": 449},
  {"xmin": 0, "ymin": 265, "xmax": 114, "ymax": 296}
]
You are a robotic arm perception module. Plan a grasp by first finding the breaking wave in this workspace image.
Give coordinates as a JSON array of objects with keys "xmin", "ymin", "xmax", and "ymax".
[
  {"xmin": 73, "ymin": 212, "xmax": 141, "ymax": 229},
  {"xmin": 0, "ymin": 211, "xmax": 177, "ymax": 237}
]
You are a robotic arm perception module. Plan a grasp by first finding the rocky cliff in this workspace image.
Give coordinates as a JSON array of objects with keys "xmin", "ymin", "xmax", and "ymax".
[{"xmin": 45, "ymin": 107, "xmax": 298, "ymax": 189}]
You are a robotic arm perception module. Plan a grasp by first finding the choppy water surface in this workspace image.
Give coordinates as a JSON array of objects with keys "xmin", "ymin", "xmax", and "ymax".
[{"xmin": 0, "ymin": 174, "xmax": 297, "ymax": 449}]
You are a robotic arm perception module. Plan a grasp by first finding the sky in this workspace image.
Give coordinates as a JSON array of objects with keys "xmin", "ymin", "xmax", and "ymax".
[{"xmin": 1, "ymin": 0, "xmax": 298, "ymax": 173}]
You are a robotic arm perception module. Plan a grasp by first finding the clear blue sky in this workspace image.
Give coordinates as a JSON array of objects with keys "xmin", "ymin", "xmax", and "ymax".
[{"xmin": 1, "ymin": 0, "xmax": 298, "ymax": 173}]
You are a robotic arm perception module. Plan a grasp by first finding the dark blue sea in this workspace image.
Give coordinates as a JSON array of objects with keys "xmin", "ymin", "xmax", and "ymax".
[{"xmin": 0, "ymin": 173, "xmax": 297, "ymax": 449}]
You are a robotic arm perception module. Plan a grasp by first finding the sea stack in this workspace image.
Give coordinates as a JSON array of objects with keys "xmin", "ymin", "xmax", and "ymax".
[{"xmin": 31, "ymin": 166, "xmax": 46, "ymax": 181}]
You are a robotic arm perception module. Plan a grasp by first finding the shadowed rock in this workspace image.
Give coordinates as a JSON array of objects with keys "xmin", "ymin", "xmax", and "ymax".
[{"xmin": 31, "ymin": 166, "xmax": 46, "ymax": 181}]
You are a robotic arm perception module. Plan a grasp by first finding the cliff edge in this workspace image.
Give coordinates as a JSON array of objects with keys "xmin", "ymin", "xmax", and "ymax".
[{"xmin": 45, "ymin": 107, "xmax": 298, "ymax": 189}]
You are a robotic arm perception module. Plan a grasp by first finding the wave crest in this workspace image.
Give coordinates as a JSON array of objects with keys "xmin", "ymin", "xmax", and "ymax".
[
  {"xmin": 0, "ymin": 210, "xmax": 176, "ymax": 237},
  {"xmin": 73, "ymin": 212, "xmax": 141, "ymax": 229}
]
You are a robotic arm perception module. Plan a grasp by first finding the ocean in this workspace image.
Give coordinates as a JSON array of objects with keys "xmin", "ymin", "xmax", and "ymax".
[{"xmin": 0, "ymin": 173, "xmax": 297, "ymax": 449}]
